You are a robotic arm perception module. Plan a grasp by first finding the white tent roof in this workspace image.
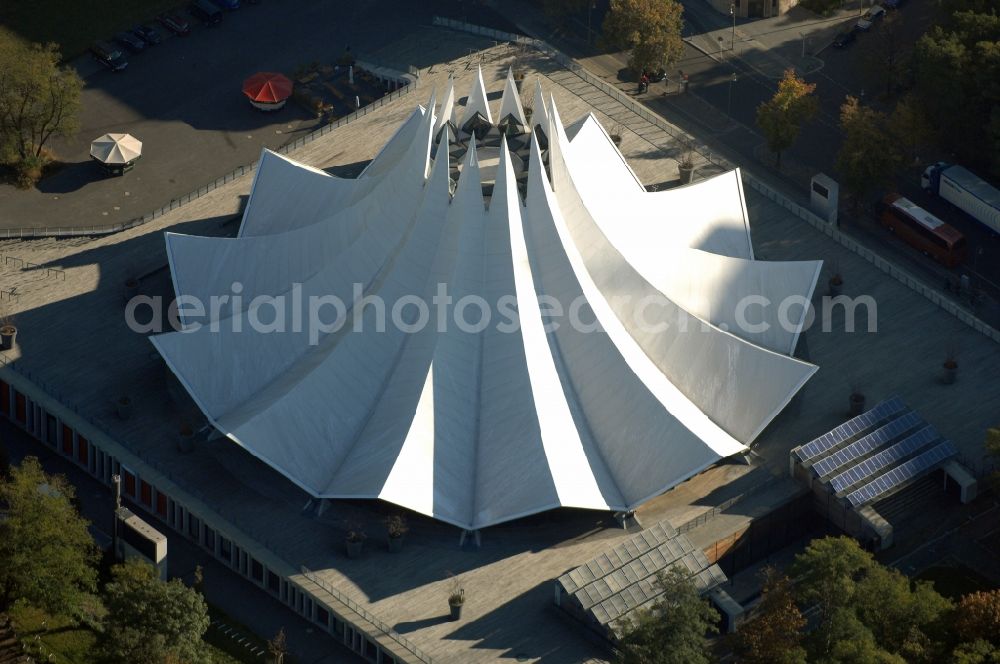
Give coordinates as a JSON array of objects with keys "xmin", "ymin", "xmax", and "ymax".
[
  {"xmin": 459, "ymin": 65, "xmax": 492, "ymax": 128},
  {"xmin": 497, "ymin": 68, "xmax": 527, "ymax": 128},
  {"xmin": 153, "ymin": 84, "xmax": 820, "ymax": 530},
  {"xmin": 90, "ymin": 133, "xmax": 142, "ymax": 164}
]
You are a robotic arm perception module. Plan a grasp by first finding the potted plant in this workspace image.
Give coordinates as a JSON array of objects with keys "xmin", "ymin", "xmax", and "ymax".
[
  {"xmin": 0, "ymin": 315, "xmax": 16, "ymax": 351},
  {"xmin": 385, "ymin": 514, "xmax": 408, "ymax": 553},
  {"xmin": 116, "ymin": 396, "xmax": 133, "ymax": 420},
  {"xmin": 178, "ymin": 422, "xmax": 195, "ymax": 453},
  {"xmin": 849, "ymin": 390, "xmax": 865, "ymax": 416},
  {"xmin": 124, "ymin": 276, "xmax": 140, "ymax": 303},
  {"xmin": 610, "ymin": 121, "xmax": 624, "ymax": 147},
  {"xmin": 447, "ymin": 579, "xmax": 465, "ymax": 621},
  {"xmin": 345, "ymin": 525, "xmax": 366, "ymax": 559},
  {"xmin": 678, "ymin": 150, "xmax": 696, "ymax": 184},
  {"xmin": 828, "ymin": 273, "xmax": 843, "ymax": 297},
  {"xmin": 942, "ymin": 353, "xmax": 958, "ymax": 385}
]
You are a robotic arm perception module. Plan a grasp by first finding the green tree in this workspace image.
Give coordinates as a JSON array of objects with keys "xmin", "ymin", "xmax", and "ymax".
[
  {"xmin": 731, "ymin": 568, "xmax": 806, "ymax": 664},
  {"xmin": 268, "ymin": 627, "xmax": 288, "ymax": 664},
  {"xmin": 836, "ymin": 96, "xmax": 902, "ymax": 209},
  {"xmin": 852, "ymin": 565, "xmax": 951, "ymax": 661},
  {"xmin": 601, "ymin": 0, "xmax": 685, "ymax": 76},
  {"xmin": 755, "ymin": 69, "xmax": 818, "ymax": 168},
  {"xmin": 810, "ymin": 608, "xmax": 906, "ymax": 664},
  {"xmin": 0, "ymin": 38, "xmax": 81, "ymax": 183},
  {"xmin": 0, "ymin": 456, "xmax": 98, "ymax": 616},
  {"xmin": 889, "ymin": 94, "xmax": 933, "ymax": 166},
  {"xmin": 952, "ymin": 639, "xmax": 1000, "ymax": 664},
  {"xmin": 614, "ymin": 566, "xmax": 719, "ymax": 664},
  {"xmin": 789, "ymin": 536, "xmax": 874, "ymax": 624},
  {"xmin": 99, "ymin": 559, "xmax": 211, "ymax": 664}
]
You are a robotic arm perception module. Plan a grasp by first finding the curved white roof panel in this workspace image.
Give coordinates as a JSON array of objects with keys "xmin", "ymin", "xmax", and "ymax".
[{"xmin": 153, "ymin": 82, "xmax": 820, "ymax": 530}]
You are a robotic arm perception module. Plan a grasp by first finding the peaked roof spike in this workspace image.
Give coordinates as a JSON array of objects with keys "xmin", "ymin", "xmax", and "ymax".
[
  {"xmin": 531, "ymin": 78, "xmax": 549, "ymax": 133},
  {"xmin": 498, "ymin": 67, "xmax": 528, "ymax": 131},
  {"xmin": 460, "ymin": 64, "xmax": 493, "ymax": 128},
  {"xmin": 436, "ymin": 76, "xmax": 456, "ymax": 137}
]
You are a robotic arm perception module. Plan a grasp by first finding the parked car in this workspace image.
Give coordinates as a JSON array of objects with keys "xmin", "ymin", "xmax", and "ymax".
[
  {"xmin": 90, "ymin": 41, "xmax": 128, "ymax": 71},
  {"xmin": 132, "ymin": 24, "xmax": 162, "ymax": 45},
  {"xmin": 158, "ymin": 11, "xmax": 191, "ymax": 35},
  {"xmin": 832, "ymin": 30, "xmax": 857, "ymax": 47},
  {"xmin": 643, "ymin": 68, "xmax": 667, "ymax": 83},
  {"xmin": 210, "ymin": 0, "xmax": 241, "ymax": 8},
  {"xmin": 114, "ymin": 31, "xmax": 145, "ymax": 53},
  {"xmin": 190, "ymin": 0, "xmax": 223, "ymax": 24},
  {"xmin": 856, "ymin": 5, "xmax": 886, "ymax": 30}
]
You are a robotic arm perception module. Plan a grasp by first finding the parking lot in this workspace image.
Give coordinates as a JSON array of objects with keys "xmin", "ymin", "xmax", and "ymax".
[{"xmin": 0, "ymin": 0, "xmax": 510, "ymax": 232}]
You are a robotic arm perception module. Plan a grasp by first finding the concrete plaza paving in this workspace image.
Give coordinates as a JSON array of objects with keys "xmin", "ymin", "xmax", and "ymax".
[{"xmin": 1, "ymin": 29, "xmax": 999, "ymax": 664}]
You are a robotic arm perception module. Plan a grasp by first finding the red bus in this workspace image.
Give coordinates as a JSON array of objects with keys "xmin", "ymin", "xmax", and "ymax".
[{"xmin": 879, "ymin": 193, "xmax": 966, "ymax": 267}]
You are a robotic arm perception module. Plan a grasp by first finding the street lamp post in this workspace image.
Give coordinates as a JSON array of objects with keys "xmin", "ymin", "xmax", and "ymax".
[
  {"xmin": 730, "ymin": 4, "xmax": 736, "ymax": 51},
  {"xmin": 727, "ymin": 72, "xmax": 737, "ymax": 116}
]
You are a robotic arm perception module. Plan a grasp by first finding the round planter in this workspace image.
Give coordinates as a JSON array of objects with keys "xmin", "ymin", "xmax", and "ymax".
[
  {"xmin": 849, "ymin": 393, "xmax": 865, "ymax": 416},
  {"xmin": 942, "ymin": 364, "xmax": 957, "ymax": 385},
  {"xmin": 449, "ymin": 601, "xmax": 464, "ymax": 621},
  {"xmin": 678, "ymin": 165, "xmax": 695, "ymax": 184},
  {"xmin": 611, "ymin": 135, "xmax": 622, "ymax": 146},
  {"xmin": 345, "ymin": 539, "xmax": 364, "ymax": 559},
  {"xmin": 388, "ymin": 535, "xmax": 404, "ymax": 553},
  {"xmin": 116, "ymin": 398, "xmax": 133, "ymax": 421},
  {"xmin": 124, "ymin": 279, "xmax": 140, "ymax": 303},
  {"xmin": 177, "ymin": 431, "xmax": 195, "ymax": 453},
  {"xmin": 0, "ymin": 325, "xmax": 16, "ymax": 351}
]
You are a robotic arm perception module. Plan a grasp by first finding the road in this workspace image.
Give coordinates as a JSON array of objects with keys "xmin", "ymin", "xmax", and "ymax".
[{"xmin": 499, "ymin": 0, "xmax": 1000, "ymax": 326}]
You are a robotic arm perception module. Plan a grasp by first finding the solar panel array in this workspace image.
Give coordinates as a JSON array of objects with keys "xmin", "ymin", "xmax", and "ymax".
[
  {"xmin": 829, "ymin": 425, "xmax": 940, "ymax": 494},
  {"xmin": 846, "ymin": 440, "xmax": 957, "ymax": 507},
  {"xmin": 812, "ymin": 411, "xmax": 924, "ymax": 478},
  {"xmin": 557, "ymin": 520, "xmax": 726, "ymax": 626},
  {"xmin": 796, "ymin": 396, "xmax": 906, "ymax": 463}
]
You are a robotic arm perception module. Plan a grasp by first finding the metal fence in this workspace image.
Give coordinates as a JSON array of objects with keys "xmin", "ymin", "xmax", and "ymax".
[
  {"xmin": 0, "ymin": 79, "xmax": 418, "ymax": 241},
  {"xmin": 300, "ymin": 566, "xmax": 435, "ymax": 664}
]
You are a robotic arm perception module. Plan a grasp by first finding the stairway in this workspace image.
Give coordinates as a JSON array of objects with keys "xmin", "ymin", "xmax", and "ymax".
[{"xmin": 873, "ymin": 475, "xmax": 942, "ymax": 525}]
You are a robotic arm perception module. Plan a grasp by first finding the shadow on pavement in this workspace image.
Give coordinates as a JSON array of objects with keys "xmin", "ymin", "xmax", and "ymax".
[{"xmin": 35, "ymin": 160, "xmax": 105, "ymax": 195}]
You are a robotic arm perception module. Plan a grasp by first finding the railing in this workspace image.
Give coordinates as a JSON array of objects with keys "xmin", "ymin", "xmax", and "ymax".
[
  {"xmin": 300, "ymin": 566, "xmax": 435, "ymax": 664},
  {"xmin": 675, "ymin": 472, "xmax": 780, "ymax": 534},
  {"xmin": 1, "ymin": 253, "xmax": 67, "ymax": 279},
  {"xmin": 434, "ymin": 16, "xmax": 1000, "ymax": 345},
  {"xmin": 0, "ymin": 78, "xmax": 419, "ymax": 241}
]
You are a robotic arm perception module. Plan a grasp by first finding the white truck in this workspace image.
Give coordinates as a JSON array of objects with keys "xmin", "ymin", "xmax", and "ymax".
[{"xmin": 921, "ymin": 162, "xmax": 1000, "ymax": 234}]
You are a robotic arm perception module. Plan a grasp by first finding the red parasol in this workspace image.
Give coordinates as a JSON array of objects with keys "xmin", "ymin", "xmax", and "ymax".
[{"xmin": 242, "ymin": 72, "xmax": 293, "ymax": 104}]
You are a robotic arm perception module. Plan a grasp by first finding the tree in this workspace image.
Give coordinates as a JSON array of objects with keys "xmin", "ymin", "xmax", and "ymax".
[
  {"xmin": 0, "ymin": 38, "xmax": 81, "ymax": 182},
  {"xmin": 755, "ymin": 69, "xmax": 818, "ymax": 168},
  {"xmin": 268, "ymin": 627, "xmax": 288, "ymax": 664},
  {"xmin": 731, "ymin": 568, "xmax": 806, "ymax": 664},
  {"xmin": 952, "ymin": 639, "xmax": 1000, "ymax": 664},
  {"xmin": 852, "ymin": 565, "xmax": 950, "ymax": 661},
  {"xmin": 99, "ymin": 558, "xmax": 211, "ymax": 664},
  {"xmin": 0, "ymin": 456, "xmax": 98, "ymax": 616},
  {"xmin": 867, "ymin": 12, "xmax": 906, "ymax": 97},
  {"xmin": 789, "ymin": 536, "xmax": 874, "ymax": 624},
  {"xmin": 889, "ymin": 94, "xmax": 933, "ymax": 166},
  {"xmin": 601, "ymin": 0, "xmax": 685, "ymax": 77},
  {"xmin": 836, "ymin": 96, "xmax": 902, "ymax": 209},
  {"xmin": 810, "ymin": 608, "xmax": 907, "ymax": 664},
  {"xmin": 614, "ymin": 566, "xmax": 719, "ymax": 664},
  {"xmin": 953, "ymin": 590, "xmax": 1000, "ymax": 645}
]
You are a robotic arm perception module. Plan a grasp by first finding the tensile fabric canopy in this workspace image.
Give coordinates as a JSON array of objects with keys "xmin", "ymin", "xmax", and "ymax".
[
  {"xmin": 242, "ymin": 72, "xmax": 293, "ymax": 104},
  {"xmin": 90, "ymin": 133, "xmax": 142, "ymax": 165}
]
